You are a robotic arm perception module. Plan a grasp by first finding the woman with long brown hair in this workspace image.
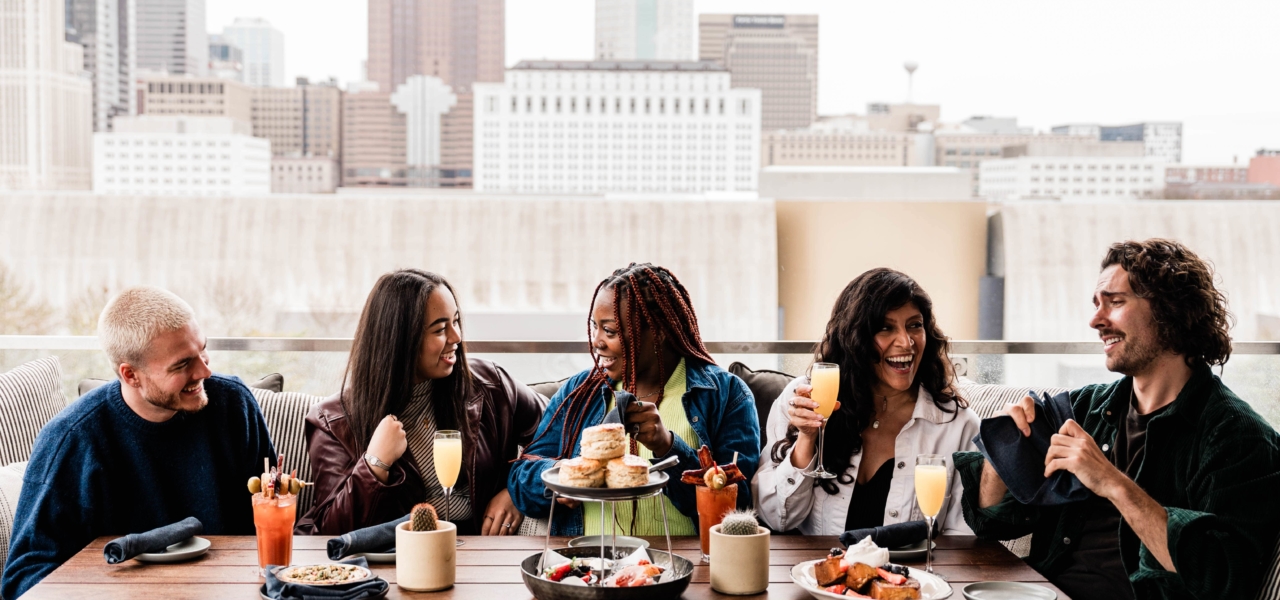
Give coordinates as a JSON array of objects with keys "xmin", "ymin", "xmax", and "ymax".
[
  {"xmin": 297, "ymin": 269, "xmax": 546, "ymax": 535},
  {"xmin": 753, "ymin": 268, "xmax": 979, "ymax": 535},
  {"xmin": 508, "ymin": 263, "xmax": 760, "ymax": 535}
]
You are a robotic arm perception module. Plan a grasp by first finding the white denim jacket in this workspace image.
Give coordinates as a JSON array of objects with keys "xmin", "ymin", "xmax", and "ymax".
[{"xmin": 752, "ymin": 377, "xmax": 980, "ymax": 536}]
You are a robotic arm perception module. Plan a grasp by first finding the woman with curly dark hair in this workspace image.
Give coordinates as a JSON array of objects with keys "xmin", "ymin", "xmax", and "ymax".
[{"xmin": 754, "ymin": 268, "xmax": 979, "ymax": 535}]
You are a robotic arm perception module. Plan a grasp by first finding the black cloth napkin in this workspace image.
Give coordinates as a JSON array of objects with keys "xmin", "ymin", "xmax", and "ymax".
[
  {"xmin": 327, "ymin": 514, "xmax": 409, "ymax": 560},
  {"xmin": 602, "ymin": 388, "xmax": 636, "ymax": 427},
  {"xmin": 264, "ymin": 557, "xmax": 388, "ymax": 600},
  {"xmin": 975, "ymin": 389, "xmax": 1092, "ymax": 506},
  {"xmin": 840, "ymin": 520, "xmax": 929, "ymax": 550},
  {"xmin": 103, "ymin": 516, "xmax": 203, "ymax": 564}
]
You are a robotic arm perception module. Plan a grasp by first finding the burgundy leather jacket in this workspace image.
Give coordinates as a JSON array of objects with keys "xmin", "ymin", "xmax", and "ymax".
[{"xmin": 295, "ymin": 358, "xmax": 546, "ymax": 535}]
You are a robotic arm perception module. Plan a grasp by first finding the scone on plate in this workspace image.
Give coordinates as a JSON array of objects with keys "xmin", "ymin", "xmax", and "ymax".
[
  {"xmin": 558, "ymin": 457, "xmax": 605, "ymax": 487},
  {"xmin": 580, "ymin": 423, "xmax": 626, "ymax": 460},
  {"xmin": 605, "ymin": 454, "xmax": 649, "ymax": 488}
]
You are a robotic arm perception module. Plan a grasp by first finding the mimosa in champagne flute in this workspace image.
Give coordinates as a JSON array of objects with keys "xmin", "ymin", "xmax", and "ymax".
[
  {"xmin": 915, "ymin": 454, "xmax": 948, "ymax": 577},
  {"xmin": 804, "ymin": 363, "xmax": 840, "ymax": 479},
  {"xmin": 434, "ymin": 430, "xmax": 464, "ymax": 547}
]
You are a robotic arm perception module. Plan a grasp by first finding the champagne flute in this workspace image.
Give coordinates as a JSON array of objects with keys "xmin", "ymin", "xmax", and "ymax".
[
  {"xmin": 914, "ymin": 454, "xmax": 948, "ymax": 578},
  {"xmin": 434, "ymin": 430, "xmax": 464, "ymax": 547},
  {"xmin": 803, "ymin": 362, "xmax": 839, "ymax": 479}
]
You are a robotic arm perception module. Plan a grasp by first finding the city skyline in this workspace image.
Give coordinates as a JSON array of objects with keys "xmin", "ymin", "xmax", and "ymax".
[{"xmin": 207, "ymin": 0, "xmax": 1280, "ymax": 165}]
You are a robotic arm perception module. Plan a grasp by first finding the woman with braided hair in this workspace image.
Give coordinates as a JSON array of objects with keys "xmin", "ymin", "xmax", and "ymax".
[{"xmin": 508, "ymin": 263, "xmax": 761, "ymax": 536}]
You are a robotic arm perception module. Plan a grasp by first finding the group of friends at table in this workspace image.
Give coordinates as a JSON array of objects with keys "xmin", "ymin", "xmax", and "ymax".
[{"xmin": 3, "ymin": 237, "xmax": 1279, "ymax": 600}]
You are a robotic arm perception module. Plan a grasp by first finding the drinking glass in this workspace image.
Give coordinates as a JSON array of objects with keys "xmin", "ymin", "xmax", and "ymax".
[
  {"xmin": 803, "ymin": 362, "xmax": 839, "ymax": 479},
  {"xmin": 252, "ymin": 492, "xmax": 296, "ymax": 576},
  {"xmin": 696, "ymin": 484, "xmax": 738, "ymax": 563},
  {"xmin": 434, "ymin": 430, "xmax": 464, "ymax": 547},
  {"xmin": 915, "ymin": 454, "xmax": 948, "ymax": 577}
]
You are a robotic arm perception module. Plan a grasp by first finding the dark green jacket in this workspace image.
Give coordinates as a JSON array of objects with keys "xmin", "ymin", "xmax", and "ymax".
[{"xmin": 955, "ymin": 365, "xmax": 1280, "ymax": 600}]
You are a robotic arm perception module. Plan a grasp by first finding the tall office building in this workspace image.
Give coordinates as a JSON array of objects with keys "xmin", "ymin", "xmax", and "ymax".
[
  {"xmin": 139, "ymin": 76, "xmax": 252, "ymax": 126},
  {"xmin": 136, "ymin": 0, "xmax": 205, "ymax": 76},
  {"xmin": 0, "ymin": 0, "xmax": 94, "ymax": 190},
  {"xmin": 221, "ymin": 18, "xmax": 285, "ymax": 87},
  {"xmin": 699, "ymin": 14, "xmax": 818, "ymax": 131},
  {"xmin": 595, "ymin": 0, "xmax": 694, "ymax": 61},
  {"xmin": 342, "ymin": 84, "xmax": 407, "ymax": 187},
  {"xmin": 66, "ymin": 0, "xmax": 136, "ymax": 131},
  {"xmin": 472, "ymin": 60, "xmax": 761, "ymax": 194},
  {"xmin": 366, "ymin": 0, "xmax": 504, "ymax": 93},
  {"xmin": 208, "ymin": 34, "xmax": 244, "ymax": 82},
  {"xmin": 251, "ymin": 78, "xmax": 343, "ymax": 159}
]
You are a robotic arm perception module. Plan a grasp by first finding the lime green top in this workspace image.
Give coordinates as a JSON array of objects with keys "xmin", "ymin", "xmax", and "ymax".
[{"xmin": 584, "ymin": 359, "xmax": 699, "ymax": 536}]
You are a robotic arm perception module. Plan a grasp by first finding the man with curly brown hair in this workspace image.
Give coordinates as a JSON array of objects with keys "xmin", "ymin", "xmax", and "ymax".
[{"xmin": 955, "ymin": 238, "xmax": 1280, "ymax": 600}]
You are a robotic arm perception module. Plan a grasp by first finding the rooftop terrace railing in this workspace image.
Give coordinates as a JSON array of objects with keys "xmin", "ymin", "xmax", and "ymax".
[{"xmin": 2, "ymin": 337, "xmax": 1280, "ymax": 354}]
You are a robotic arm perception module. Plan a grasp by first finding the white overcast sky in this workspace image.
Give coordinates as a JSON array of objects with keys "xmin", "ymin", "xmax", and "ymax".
[{"xmin": 209, "ymin": 0, "xmax": 1280, "ymax": 164}]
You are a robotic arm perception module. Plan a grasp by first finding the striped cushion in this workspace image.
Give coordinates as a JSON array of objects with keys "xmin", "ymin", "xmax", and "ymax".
[
  {"xmin": 1257, "ymin": 535, "xmax": 1280, "ymax": 600},
  {"xmin": 956, "ymin": 380, "xmax": 1069, "ymax": 559},
  {"xmin": 0, "ymin": 461, "xmax": 25, "ymax": 569},
  {"xmin": 0, "ymin": 356, "xmax": 68, "ymax": 466},
  {"xmin": 251, "ymin": 388, "xmax": 325, "ymax": 517}
]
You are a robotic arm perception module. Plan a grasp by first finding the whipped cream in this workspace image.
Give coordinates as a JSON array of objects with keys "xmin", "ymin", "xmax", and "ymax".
[{"xmin": 842, "ymin": 535, "xmax": 889, "ymax": 569}]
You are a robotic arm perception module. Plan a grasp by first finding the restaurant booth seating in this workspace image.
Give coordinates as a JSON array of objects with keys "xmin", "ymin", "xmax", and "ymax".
[{"xmin": 2, "ymin": 355, "xmax": 1280, "ymax": 599}]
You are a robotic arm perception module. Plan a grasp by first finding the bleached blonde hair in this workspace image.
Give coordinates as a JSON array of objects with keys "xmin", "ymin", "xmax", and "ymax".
[{"xmin": 98, "ymin": 287, "xmax": 196, "ymax": 368}]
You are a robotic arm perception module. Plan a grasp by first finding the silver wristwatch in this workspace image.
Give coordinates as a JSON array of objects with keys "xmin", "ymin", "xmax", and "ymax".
[{"xmin": 364, "ymin": 453, "xmax": 393, "ymax": 471}]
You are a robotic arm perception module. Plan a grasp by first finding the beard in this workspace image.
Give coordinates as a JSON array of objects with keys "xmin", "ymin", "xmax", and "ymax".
[
  {"xmin": 1105, "ymin": 330, "xmax": 1161, "ymax": 376},
  {"xmin": 143, "ymin": 382, "xmax": 208, "ymax": 414}
]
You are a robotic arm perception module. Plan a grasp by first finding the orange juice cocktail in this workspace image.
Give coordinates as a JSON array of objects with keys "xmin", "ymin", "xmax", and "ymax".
[{"xmin": 252, "ymin": 492, "xmax": 296, "ymax": 573}]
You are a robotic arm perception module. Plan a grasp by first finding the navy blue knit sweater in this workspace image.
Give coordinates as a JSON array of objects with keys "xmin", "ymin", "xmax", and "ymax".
[{"xmin": 2, "ymin": 375, "xmax": 276, "ymax": 599}]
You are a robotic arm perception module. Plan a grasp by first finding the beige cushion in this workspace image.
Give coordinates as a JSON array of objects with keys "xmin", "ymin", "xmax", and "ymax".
[
  {"xmin": 0, "ymin": 461, "xmax": 25, "ymax": 569},
  {"xmin": 251, "ymin": 388, "xmax": 326, "ymax": 517},
  {"xmin": 727, "ymin": 362, "xmax": 796, "ymax": 450},
  {"xmin": 0, "ymin": 356, "xmax": 68, "ymax": 466}
]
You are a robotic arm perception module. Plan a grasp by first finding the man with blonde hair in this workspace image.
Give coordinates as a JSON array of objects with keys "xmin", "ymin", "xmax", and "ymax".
[{"xmin": 2, "ymin": 287, "xmax": 276, "ymax": 599}]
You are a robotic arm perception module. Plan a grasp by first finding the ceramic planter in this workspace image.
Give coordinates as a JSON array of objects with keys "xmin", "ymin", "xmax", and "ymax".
[
  {"xmin": 708, "ymin": 524, "xmax": 769, "ymax": 595},
  {"xmin": 395, "ymin": 520, "xmax": 456, "ymax": 591}
]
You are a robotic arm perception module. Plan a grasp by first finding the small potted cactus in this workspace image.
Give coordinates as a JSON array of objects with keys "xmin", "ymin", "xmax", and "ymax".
[
  {"xmin": 709, "ymin": 509, "xmax": 770, "ymax": 595},
  {"xmin": 395, "ymin": 502, "xmax": 457, "ymax": 591}
]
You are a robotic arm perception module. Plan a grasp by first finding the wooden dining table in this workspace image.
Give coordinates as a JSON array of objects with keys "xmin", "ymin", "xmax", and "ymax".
[{"xmin": 25, "ymin": 534, "xmax": 1069, "ymax": 599}]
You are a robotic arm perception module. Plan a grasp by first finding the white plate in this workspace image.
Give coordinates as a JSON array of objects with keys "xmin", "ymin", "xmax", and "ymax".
[
  {"xmin": 961, "ymin": 581, "xmax": 1056, "ymax": 600},
  {"xmin": 567, "ymin": 535, "xmax": 651, "ymax": 550},
  {"xmin": 349, "ymin": 551, "xmax": 396, "ymax": 564},
  {"xmin": 134, "ymin": 536, "xmax": 211, "ymax": 563},
  {"xmin": 888, "ymin": 539, "xmax": 936, "ymax": 562},
  {"xmin": 790, "ymin": 559, "xmax": 952, "ymax": 600}
]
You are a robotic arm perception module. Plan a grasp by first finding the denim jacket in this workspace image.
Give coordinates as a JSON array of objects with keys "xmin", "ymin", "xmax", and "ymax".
[{"xmin": 507, "ymin": 360, "xmax": 760, "ymax": 535}]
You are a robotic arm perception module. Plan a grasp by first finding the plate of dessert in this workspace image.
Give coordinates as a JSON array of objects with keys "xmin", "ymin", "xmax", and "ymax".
[
  {"xmin": 274, "ymin": 563, "xmax": 373, "ymax": 587},
  {"xmin": 791, "ymin": 542, "xmax": 952, "ymax": 600},
  {"xmin": 520, "ymin": 546, "xmax": 693, "ymax": 600},
  {"xmin": 541, "ymin": 423, "xmax": 671, "ymax": 500}
]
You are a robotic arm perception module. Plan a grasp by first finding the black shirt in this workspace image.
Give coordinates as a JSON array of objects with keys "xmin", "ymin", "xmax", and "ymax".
[
  {"xmin": 845, "ymin": 458, "xmax": 895, "ymax": 531},
  {"xmin": 1054, "ymin": 392, "xmax": 1169, "ymax": 600}
]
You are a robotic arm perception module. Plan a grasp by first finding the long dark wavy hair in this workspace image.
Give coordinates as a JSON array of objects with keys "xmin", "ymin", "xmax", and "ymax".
[
  {"xmin": 770, "ymin": 268, "xmax": 965, "ymax": 494},
  {"xmin": 1101, "ymin": 239, "xmax": 1233, "ymax": 367},
  {"xmin": 342, "ymin": 269, "xmax": 473, "ymax": 455},
  {"xmin": 521, "ymin": 263, "xmax": 715, "ymax": 460}
]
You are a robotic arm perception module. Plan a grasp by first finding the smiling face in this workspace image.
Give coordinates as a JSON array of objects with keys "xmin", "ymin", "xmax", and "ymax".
[
  {"xmin": 1092, "ymin": 264, "xmax": 1162, "ymax": 375},
  {"xmin": 416, "ymin": 286, "xmax": 462, "ymax": 382},
  {"xmin": 132, "ymin": 321, "xmax": 211, "ymax": 414},
  {"xmin": 590, "ymin": 289, "xmax": 627, "ymax": 381},
  {"xmin": 870, "ymin": 303, "xmax": 927, "ymax": 397}
]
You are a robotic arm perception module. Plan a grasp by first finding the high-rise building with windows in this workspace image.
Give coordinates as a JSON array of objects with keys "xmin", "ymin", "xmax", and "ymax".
[
  {"xmin": 0, "ymin": 0, "xmax": 93, "ymax": 190},
  {"xmin": 139, "ymin": 76, "xmax": 252, "ymax": 126},
  {"xmin": 94, "ymin": 115, "xmax": 270, "ymax": 196},
  {"xmin": 208, "ymin": 35, "xmax": 245, "ymax": 82},
  {"xmin": 595, "ymin": 0, "xmax": 693, "ymax": 61},
  {"xmin": 220, "ymin": 18, "xmax": 285, "ymax": 87},
  {"xmin": 66, "ymin": 0, "xmax": 136, "ymax": 131},
  {"xmin": 251, "ymin": 78, "xmax": 344, "ymax": 159},
  {"xmin": 472, "ymin": 60, "xmax": 761, "ymax": 194},
  {"xmin": 699, "ymin": 14, "xmax": 818, "ymax": 131},
  {"xmin": 136, "ymin": 0, "xmax": 206, "ymax": 76},
  {"xmin": 342, "ymin": 84, "xmax": 407, "ymax": 187}
]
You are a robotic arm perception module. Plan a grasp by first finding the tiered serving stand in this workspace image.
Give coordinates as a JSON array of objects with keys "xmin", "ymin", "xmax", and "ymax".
[{"xmin": 520, "ymin": 462, "xmax": 693, "ymax": 600}]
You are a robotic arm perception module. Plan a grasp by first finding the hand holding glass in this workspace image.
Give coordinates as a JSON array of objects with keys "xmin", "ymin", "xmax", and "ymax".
[
  {"xmin": 803, "ymin": 363, "xmax": 840, "ymax": 479},
  {"xmin": 434, "ymin": 430, "xmax": 464, "ymax": 547},
  {"xmin": 914, "ymin": 455, "xmax": 947, "ymax": 577}
]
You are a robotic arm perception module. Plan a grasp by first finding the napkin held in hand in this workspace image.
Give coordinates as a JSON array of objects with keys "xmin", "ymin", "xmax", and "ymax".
[
  {"xmin": 974, "ymin": 390, "xmax": 1092, "ymax": 506},
  {"xmin": 103, "ymin": 516, "xmax": 203, "ymax": 564}
]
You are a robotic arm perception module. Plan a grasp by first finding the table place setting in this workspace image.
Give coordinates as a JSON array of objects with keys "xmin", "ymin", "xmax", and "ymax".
[{"xmin": 103, "ymin": 516, "xmax": 209, "ymax": 564}]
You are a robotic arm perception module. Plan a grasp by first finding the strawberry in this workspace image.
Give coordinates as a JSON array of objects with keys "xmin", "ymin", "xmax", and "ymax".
[
  {"xmin": 875, "ymin": 568, "xmax": 907, "ymax": 585},
  {"xmin": 823, "ymin": 584, "xmax": 847, "ymax": 595},
  {"xmin": 547, "ymin": 563, "xmax": 572, "ymax": 582}
]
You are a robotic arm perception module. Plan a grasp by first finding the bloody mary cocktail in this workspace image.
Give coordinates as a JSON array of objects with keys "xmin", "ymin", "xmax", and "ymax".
[
  {"xmin": 696, "ymin": 484, "xmax": 738, "ymax": 563},
  {"xmin": 252, "ymin": 492, "xmax": 296, "ymax": 573}
]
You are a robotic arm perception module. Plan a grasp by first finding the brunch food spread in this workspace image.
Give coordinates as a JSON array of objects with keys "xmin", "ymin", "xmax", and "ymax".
[
  {"xmin": 557, "ymin": 423, "xmax": 649, "ymax": 488},
  {"xmin": 543, "ymin": 557, "xmax": 666, "ymax": 587},
  {"xmin": 814, "ymin": 539, "xmax": 923, "ymax": 600},
  {"xmin": 276, "ymin": 564, "xmax": 370, "ymax": 585}
]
